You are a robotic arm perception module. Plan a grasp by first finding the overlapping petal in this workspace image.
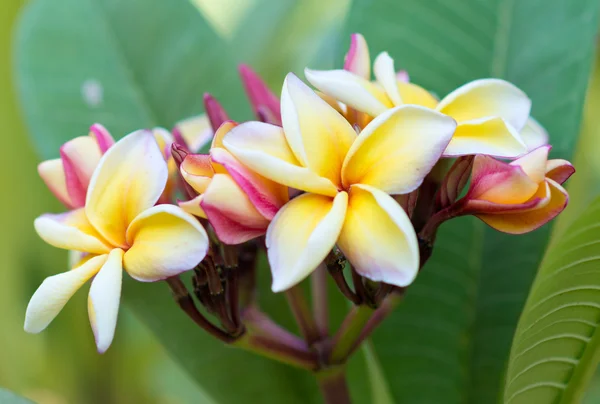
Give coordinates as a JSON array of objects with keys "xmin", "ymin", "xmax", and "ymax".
[
  {"xmin": 443, "ymin": 117, "xmax": 527, "ymax": 158},
  {"xmin": 180, "ymin": 153, "xmax": 214, "ymax": 194},
  {"xmin": 172, "ymin": 114, "xmax": 213, "ymax": 153},
  {"xmin": 200, "ymin": 174, "xmax": 271, "ymax": 244},
  {"xmin": 342, "ymin": 105, "xmax": 456, "ymax": 194},
  {"xmin": 476, "ymin": 179, "xmax": 568, "ymax": 234},
  {"xmin": 210, "ymin": 147, "xmax": 288, "ymax": 220},
  {"xmin": 436, "ymin": 78, "xmax": 532, "ymax": 130},
  {"xmin": 38, "ymin": 159, "xmax": 72, "ymax": 208},
  {"xmin": 267, "ymin": 192, "xmax": 348, "ymax": 292},
  {"xmin": 178, "ymin": 195, "xmax": 206, "ymax": 218},
  {"xmin": 60, "ymin": 135, "xmax": 104, "ymax": 207},
  {"xmin": 34, "ymin": 208, "xmax": 111, "ymax": 254},
  {"xmin": 88, "ymin": 248, "xmax": 123, "ymax": 353},
  {"xmin": 546, "ymin": 159, "xmax": 575, "ymax": 184},
  {"xmin": 223, "ymin": 121, "xmax": 339, "ymax": 196},
  {"xmin": 24, "ymin": 254, "xmax": 107, "ymax": 334},
  {"xmin": 520, "ymin": 117, "xmax": 549, "ymax": 151},
  {"xmin": 344, "ymin": 33, "xmax": 370, "ymax": 78},
  {"xmin": 510, "ymin": 145, "xmax": 550, "ymax": 184},
  {"xmin": 86, "ymin": 130, "xmax": 168, "ymax": 248},
  {"xmin": 373, "ymin": 52, "xmax": 402, "ymax": 106},
  {"xmin": 124, "ymin": 204, "xmax": 209, "ymax": 282},
  {"xmin": 338, "ymin": 185, "xmax": 419, "ymax": 286},
  {"xmin": 281, "ymin": 73, "xmax": 357, "ymax": 186},
  {"xmin": 305, "ymin": 68, "xmax": 391, "ymax": 117}
]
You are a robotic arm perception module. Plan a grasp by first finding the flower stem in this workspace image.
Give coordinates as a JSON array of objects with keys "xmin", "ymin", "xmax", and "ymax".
[
  {"xmin": 285, "ymin": 284, "xmax": 320, "ymax": 345},
  {"xmin": 239, "ymin": 306, "xmax": 319, "ymax": 370},
  {"xmin": 311, "ymin": 264, "xmax": 329, "ymax": 339},
  {"xmin": 329, "ymin": 305, "xmax": 375, "ymax": 363},
  {"xmin": 316, "ymin": 367, "xmax": 352, "ymax": 404}
]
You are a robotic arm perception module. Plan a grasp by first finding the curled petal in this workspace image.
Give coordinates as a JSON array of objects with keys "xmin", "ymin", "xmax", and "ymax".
[
  {"xmin": 468, "ymin": 155, "xmax": 540, "ymax": 204},
  {"xmin": 344, "ymin": 33, "xmax": 370, "ymax": 79},
  {"xmin": 181, "ymin": 153, "xmax": 214, "ymax": 194},
  {"xmin": 510, "ymin": 145, "xmax": 551, "ymax": 184},
  {"xmin": 211, "ymin": 121, "xmax": 238, "ymax": 150},
  {"xmin": 520, "ymin": 117, "xmax": 549, "ymax": 151},
  {"xmin": 89, "ymin": 123, "xmax": 115, "ymax": 153},
  {"xmin": 210, "ymin": 147, "xmax": 288, "ymax": 219},
  {"xmin": 38, "ymin": 159, "xmax": 72, "ymax": 208},
  {"xmin": 373, "ymin": 52, "xmax": 402, "ymax": 105},
  {"xmin": 88, "ymin": 248, "xmax": 123, "ymax": 353},
  {"xmin": 204, "ymin": 93, "xmax": 230, "ymax": 132},
  {"xmin": 223, "ymin": 121, "xmax": 338, "ymax": 196},
  {"xmin": 342, "ymin": 105, "xmax": 456, "ymax": 194},
  {"xmin": 86, "ymin": 130, "xmax": 168, "ymax": 248},
  {"xmin": 339, "ymin": 184, "xmax": 419, "ymax": 286},
  {"xmin": 267, "ymin": 192, "xmax": 348, "ymax": 292},
  {"xmin": 437, "ymin": 156, "xmax": 474, "ymax": 209},
  {"xmin": 443, "ymin": 117, "xmax": 527, "ymax": 158},
  {"xmin": 475, "ymin": 179, "xmax": 568, "ymax": 234},
  {"xmin": 397, "ymin": 81, "xmax": 438, "ymax": 108},
  {"xmin": 178, "ymin": 195, "xmax": 206, "ymax": 218},
  {"xmin": 172, "ymin": 115, "xmax": 213, "ymax": 153},
  {"xmin": 305, "ymin": 68, "xmax": 392, "ymax": 117},
  {"xmin": 239, "ymin": 64, "xmax": 281, "ymax": 125},
  {"xmin": 124, "ymin": 205, "xmax": 208, "ymax": 282},
  {"xmin": 24, "ymin": 254, "xmax": 106, "ymax": 334},
  {"xmin": 546, "ymin": 159, "xmax": 575, "ymax": 184},
  {"xmin": 201, "ymin": 174, "xmax": 270, "ymax": 244},
  {"xmin": 281, "ymin": 73, "xmax": 357, "ymax": 186},
  {"xmin": 60, "ymin": 135, "xmax": 103, "ymax": 207},
  {"xmin": 34, "ymin": 208, "xmax": 111, "ymax": 254},
  {"xmin": 437, "ymin": 78, "xmax": 532, "ymax": 131}
]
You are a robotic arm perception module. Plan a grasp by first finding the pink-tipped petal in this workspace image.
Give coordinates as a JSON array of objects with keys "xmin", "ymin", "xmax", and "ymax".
[
  {"xmin": 180, "ymin": 153, "xmax": 214, "ymax": 194},
  {"xmin": 344, "ymin": 33, "xmax": 371, "ymax": 79},
  {"xmin": 339, "ymin": 184, "xmax": 419, "ymax": 286},
  {"xmin": 201, "ymin": 174, "xmax": 271, "ymax": 244},
  {"xmin": 88, "ymin": 248, "xmax": 123, "ymax": 353},
  {"xmin": 203, "ymin": 93, "xmax": 230, "ymax": 131},
  {"xmin": 239, "ymin": 64, "xmax": 282, "ymax": 125},
  {"xmin": 60, "ymin": 136, "xmax": 104, "ymax": 207},
  {"xmin": 546, "ymin": 159, "xmax": 575, "ymax": 184},
  {"xmin": 510, "ymin": 145, "xmax": 551, "ymax": 184},
  {"xmin": 211, "ymin": 121, "xmax": 238, "ymax": 150},
  {"xmin": 89, "ymin": 123, "xmax": 115, "ymax": 153},
  {"xmin": 25, "ymin": 254, "xmax": 107, "ymax": 334},
  {"xmin": 396, "ymin": 70, "xmax": 410, "ymax": 82},
  {"xmin": 437, "ymin": 156, "xmax": 474, "ymax": 209},
  {"xmin": 38, "ymin": 159, "xmax": 73, "ymax": 208},
  {"xmin": 124, "ymin": 204, "xmax": 209, "ymax": 282},
  {"xmin": 210, "ymin": 147, "xmax": 288, "ymax": 220},
  {"xmin": 468, "ymin": 155, "xmax": 539, "ymax": 204}
]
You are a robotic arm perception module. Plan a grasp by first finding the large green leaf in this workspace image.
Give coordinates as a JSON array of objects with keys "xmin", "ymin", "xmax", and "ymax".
[
  {"xmin": 504, "ymin": 196, "xmax": 600, "ymax": 403},
  {"xmin": 343, "ymin": 1, "xmax": 600, "ymax": 402}
]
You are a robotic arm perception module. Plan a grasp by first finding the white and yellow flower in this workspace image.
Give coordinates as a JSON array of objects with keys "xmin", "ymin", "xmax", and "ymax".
[
  {"xmin": 306, "ymin": 34, "xmax": 545, "ymax": 158},
  {"xmin": 223, "ymin": 74, "xmax": 456, "ymax": 292},
  {"xmin": 26, "ymin": 130, "xmax": 209, "ymax": 353}
]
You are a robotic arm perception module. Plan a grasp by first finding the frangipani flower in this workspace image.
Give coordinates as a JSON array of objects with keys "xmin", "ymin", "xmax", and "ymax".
[
  {"xmin": 38, "ymin": 124, "xmax": 114, "ymax": 209},
  {"xmin": 26, "ymin": 131, "xmax": 209, "ymax": 352},
  {"xmin": 461, "ymin": 145, "xmax": 574, "ymax": 234},
  {"xmin": 179, "ymin": 122, "xmax": 289, "ymax": 244},
  {"xmin": 306, "ymin": 33, "xmax": 535, "ymax": 158},
  {"xmin": 172, "ymin": 114, "xmax": 214, "ymax": 153},
  {"xmin": 239, "ymin": 64, "xmax": 282, "ymax": 125},
  {"xmin": 223, "ymin": 74, "xmax": 457, "ymax": 292}
]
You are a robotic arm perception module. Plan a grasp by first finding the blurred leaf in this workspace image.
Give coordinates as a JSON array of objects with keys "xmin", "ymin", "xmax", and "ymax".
[
  {"xmin": 504, "ymin": 196, "xmax": 600, "ymax": 404},
  {"xmin": 362, "ymin": 341, "xmax": 395, "ymax": 404},
  {"xmin": 14, "ymin": 0, "xmax": 249, "ymax": 160},
  {"xmin": 0, "ymin": 388, "xmax": 33, "ymax": 403},
  {"xmin": 344, "ymin": 0, "xmax": 600, "ymax": 403}
]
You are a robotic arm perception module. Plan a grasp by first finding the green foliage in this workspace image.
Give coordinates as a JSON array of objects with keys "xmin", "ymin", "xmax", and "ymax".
[
  {"xmin": 0, "ymin": 389, "xmax": 33, "ymax": 404},
  {"xmin": 343, "ymin": 0, "xmax": 600, "ymax": 402},
  {"xmin": 504, "ymin": 196, "xmax": 600, "ymax": 403}
]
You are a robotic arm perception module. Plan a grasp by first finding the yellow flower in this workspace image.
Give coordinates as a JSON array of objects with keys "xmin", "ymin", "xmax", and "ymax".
[
  {"xmin": 26, "ymin": 130, "xmax": 209, "ymax": 352},
  {"xmin": 306, "ymin": 34, "xmax": 542, "ymax": 158},
  {"xmin": 223, "ymin": 74, "xmax": 456, "ymax": 292}
]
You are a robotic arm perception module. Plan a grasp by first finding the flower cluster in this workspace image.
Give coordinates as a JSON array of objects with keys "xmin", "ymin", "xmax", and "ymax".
[{"xmin": 26, "ymin": 34, "xmax": 573, "ymax": 356}]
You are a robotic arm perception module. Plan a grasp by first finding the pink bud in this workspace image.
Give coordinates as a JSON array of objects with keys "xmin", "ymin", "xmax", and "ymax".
[
  {"xmin": 203, "ymin": 93, "xmax": 230, "ymax": 132},
  {"xmin": 436, "ymin": 156, "xmax": 474, "ymax": 209},
  {"xmin": 239, "ymin": 64, "xmax": 281, "ymax": 125}
]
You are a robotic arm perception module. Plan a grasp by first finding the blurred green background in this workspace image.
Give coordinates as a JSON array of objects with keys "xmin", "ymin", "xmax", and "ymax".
[{"xmin": 2, "ymin": 0, "xmax": 600, "ymax": 403}]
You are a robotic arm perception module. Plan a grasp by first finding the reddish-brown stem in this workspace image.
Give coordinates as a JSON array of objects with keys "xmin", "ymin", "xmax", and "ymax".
[
  {"xmin": 316, "ymin": 367, "xmax": 352, "ymax": 404},
  {"xmin": 165, "ymin": 276, "xmax": 235, "ymax": 343},
  {"xmin": 285, "ymin": 285, "xmax": 321, "ymax": 345},
  {"xmin": 311, "ymin": 264, "xmax": 329, "ymax": 339}
]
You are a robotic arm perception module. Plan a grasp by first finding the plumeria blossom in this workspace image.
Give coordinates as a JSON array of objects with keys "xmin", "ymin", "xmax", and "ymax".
[
  {"xmin": 179, "ymin": 122, "xmax": 289, "ymax": 244},
  {"xmin": 239, "ymin": 64, "xmax": 282, "ymax": 125},
  {"xmin": 306, "ymin": 33, "xmax": 545, "ymax": 158},
  {"xmin": 223, "ymin": 73, "xmax": 457, "ymax": 292},
  {"xmin": 26, "ymin": 131, "xmax": 209, "ymax": 352},
  {"xmin": 38, "ymin": 124, "xmax": 114, "ymax": 209},
  {"xmin": 460, "ymin": 145, "xmax": 574, "ymax": 234}
]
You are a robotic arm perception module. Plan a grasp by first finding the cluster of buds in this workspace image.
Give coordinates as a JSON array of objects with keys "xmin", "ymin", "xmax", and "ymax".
[{"xmin": 26, "ymin": 34, "xmax": 573, "ymax": 379}]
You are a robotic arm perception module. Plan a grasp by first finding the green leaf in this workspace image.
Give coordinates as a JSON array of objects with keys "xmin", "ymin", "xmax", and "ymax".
[
  {"xmin": 343, "ymin": 1, "xmax": 600, "ymax": 402},
  {"xmin": 504, "ymin": 196, "xmax": 600, "ymax": 403},
  {"xmin": 14, "ymin": 0, "xmax": 249, "ymax": 160},
  {"xmin": 0, "ymin": 389, "xmax": 33, "ymax": 404}
]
